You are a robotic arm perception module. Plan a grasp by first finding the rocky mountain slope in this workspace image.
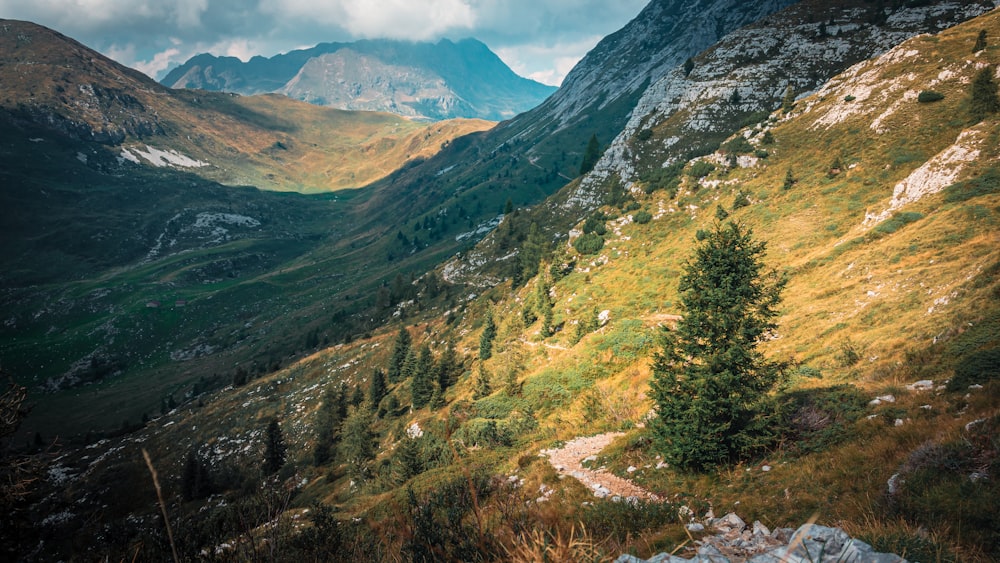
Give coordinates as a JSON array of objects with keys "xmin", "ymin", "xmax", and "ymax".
[
  {"xmin": 162, "ymin": 38, "xmax": 556, "ymax": 121},
  {"xmin": 18, "ymin": 4, "xmax": 1000, "ymax": 562},
  {"xmin": 444, "ymin": 0, "xmax": 999, "ymax": 285}
]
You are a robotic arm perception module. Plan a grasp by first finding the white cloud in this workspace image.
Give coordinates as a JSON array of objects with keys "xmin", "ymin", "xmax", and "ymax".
[
  {"xmin": 132, "ymin": 47, "xmax": 182, "ymax": 78},
  {"xmin": 2, "ymin": 0, "xmax": 649, "ymax": 85}
]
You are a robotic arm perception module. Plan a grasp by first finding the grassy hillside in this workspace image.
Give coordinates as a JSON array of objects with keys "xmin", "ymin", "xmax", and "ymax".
[{"xmin": 25, "ymin": 8, "xmax": 1000, "ymax": 562}]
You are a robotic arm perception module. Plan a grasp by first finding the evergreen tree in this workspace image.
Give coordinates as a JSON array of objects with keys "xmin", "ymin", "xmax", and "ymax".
[
  {"xmin": 411, "ymin": 345, "xmax": 435, "ymax": 409},
  {"xmin": 314, "ymin": 383, "xmax": 346, "ymax": 466},
  {"xmin": 473, "ymin": 365, "xmax": 492, "ymax": 400},
  {"xmin": 782, "ymin": 168, "xmax": 796, "ymax": 191},
  {"xmin": 395, "ymin": 437, "xmax": 423, "ymax": 482},
  {"xmin": 781, "ymin": 85, "xmax": 796, "ymax": 113},
  {"xmin": 387, "ymin": 327, "xmax": 412, "ymax": 383},
  {"xmin": 339, "ymin": 407, "xmax": 376, "ymax": 481},
  {"xmin": 350, "ymin": 385, "xmax": 365, "ymax": 408},
  {"xmin": 264, "ymin": 418, "xmax": 287, "ymax": 475},
  {"xmin": 401, "ymin": 348, "xmax": 418, "ymax": 383},
  {"xmin": 369, "ymin": 368, "xmax": 387, "ymax": 410},
  {"xmin": 974, "ymin": 29, "xmax": 988, "ymax": 53},
  {"xmin": 479, "ymin": 310, "xmax": 496, "ymax": 360},
  {"xmin": 181, "ymin": 448, "xmax": 213, "ymax": 501},
  {"xmin": 579, "ymin": 134, "xmax": 601, "ymax": 176},
  {"xmin": 436, "ymin": 342, "xmax": 460, "ymax": 392},
  {"xmin": 650, "ymin": 221, "xmax": 787, "ymax": 471},
  {"xmin": 683, "ymin": 57, "xmax": 695, "ymax": 77},
  {"xmin": 969, "ymin": 65, "xmax": 999, "ymax": 123}
]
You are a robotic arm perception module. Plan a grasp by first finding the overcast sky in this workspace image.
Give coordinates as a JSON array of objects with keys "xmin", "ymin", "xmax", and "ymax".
[{"xmin": 0, "ymin": 0, "xmax": 649, "ymax": 86}]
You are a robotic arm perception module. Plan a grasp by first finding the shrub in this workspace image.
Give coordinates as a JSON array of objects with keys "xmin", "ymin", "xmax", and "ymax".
[
  {"xmin": 917, "ymin": 90, "xmax": 945, "ymax": 103},
  {"xmin": 947, "ymin": 348, "xmax": 1000, "ymax": 391},
  {"xmin": 722, "ymin": 136, "xmax": 754, "ymax": 155},
  {"xmin": 732, "ymin": 192, "xmax": 751, "ymax": 209},
  {"xmin": 871, "ymin": 212, "xmax": 924, "ymax": 238},
  {"xmin": 844, "ymin": 95, "xmax": 857, "ymax": 102},
  {"xmin": 633, "ymin": 210, "xmax": 652, "ymax": 224},
  {"xmin": 777, "ymin": 385, "xmax": 868, "ymax": 454},
  {"xmin": 687, "ymin": 161, "xmax": 715, "ymax": 179},
  {"xmin": 573, "ymin": 233, "xmax": 605, "ymax": 255},
  {"xmin": 636, "ymin": 128, "xmax": 653, "ymax": 141},
  {"xmin": 582, "ymin": 215, "xmax": 607, "ymax": 235}
]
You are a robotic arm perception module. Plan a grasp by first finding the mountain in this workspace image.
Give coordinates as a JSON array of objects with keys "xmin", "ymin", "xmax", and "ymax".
[
  {"xmin": 440, "ymin": 0, "xmax": 999, "ymax": 285},
  {"xmin": 17, "ymin": 4, "xmax": 1000, "ymax": 560},
  {"xmin": 162, "ymin": 38, "xmax": 557, "ymax": 121}
]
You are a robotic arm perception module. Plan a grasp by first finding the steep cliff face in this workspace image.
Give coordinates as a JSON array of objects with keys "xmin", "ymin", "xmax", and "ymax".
[
  {"xmin": 573, "ymin": 0, "xmax": 998, "ymax": 215},
  {"xmin": 163, "ymin": 38, "xmax": 556, "ymax": 121}
]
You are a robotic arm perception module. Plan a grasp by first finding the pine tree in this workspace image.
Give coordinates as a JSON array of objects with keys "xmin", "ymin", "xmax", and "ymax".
[
  {"xmin": 650, "ymin": 221, "xmax": 786, "ymax": 471},
  {"xmin": 781, "ymin": 85, "xmax": 796, "ymax": 113},
  {"xmin": 350, "ymin": 385, "xmax": 365, "ymax": 407},
  {"xmin": 436, "ymin": 342, "xmax": 460, "ymax": 392},
  {"xmin": 579, "ymin": 134, "xmax": 601, "ymax": 176},
  {"xmin": 387, "ymin": 327, "xmax": 411, "ymax": 383},
  {"xmin": 974, "ymin": 29, "xmax": 988, "ymax": 53},
  {"xmin": 181, "ymin": 448, "xmax": 213, "ymax": 501},
  {"xmin": 263, "ymin": 419, "xmax": 287, "ymax": 475},
  {"xmin": 411, "ymin": 345, "xmax": 435, "ymax": 409},
  {"xmin": 339, "ymin": 407, "xmax": 375, "ymax": 481},
  {"xmin": 479, "ymin": 310, "xmax": 496, "ymax": 360},
  {"xmin": 395, "ymin": 437, "xmax": 423, "ymax": 482},
  {"xmin": 969, "ymin": 65, "xmax": 999, "ymax": 123},
  {"xmin": 782, "ymin": 168, "xmax": 796, "ymax": 191},
  {"xmin": 683, "ymin": 57, "xmax": 695, "ymax": 77},
  {"xmin": 369, "ymin": 368, "xmax": 387, "ymax": 410},
  {"xmin": 473, "ymin": 365, "xmax": 492, "ymax": 400}
]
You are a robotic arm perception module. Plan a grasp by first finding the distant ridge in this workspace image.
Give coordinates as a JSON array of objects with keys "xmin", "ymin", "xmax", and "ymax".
[{"xmin": 162, "ymin": 38, "xmax": 557, "ymax": 121}]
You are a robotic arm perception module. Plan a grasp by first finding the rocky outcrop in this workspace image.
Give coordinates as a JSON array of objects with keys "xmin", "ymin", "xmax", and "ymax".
[
  {"xmin": 617, "ymin": 514, "xmax": 907, "ymax": 563},
  {"xmin": 570, "ymin": 0, "xmax": 997, "ymax": 218}
]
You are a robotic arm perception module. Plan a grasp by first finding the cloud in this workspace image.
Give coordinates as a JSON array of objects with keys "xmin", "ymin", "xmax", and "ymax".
[
  {"xmin": 495, "ymin": 35, "xmax": 606, "ymax": 86},
  {"xmin": 0, "ymin": 0, "xmax": 648, "ymax": 82}
]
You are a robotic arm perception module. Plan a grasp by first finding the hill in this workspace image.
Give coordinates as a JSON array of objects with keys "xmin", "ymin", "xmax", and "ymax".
[
  {"xmin": 162, "ymin": 38, "xmax": 557, "ymax": 121},
  {"xmin": 15, "ymin": 3, "xmax": 1000, "ymax": 563}
]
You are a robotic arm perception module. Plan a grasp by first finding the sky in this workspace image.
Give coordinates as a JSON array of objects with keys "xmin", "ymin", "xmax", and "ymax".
[{"xmin": 0, "ymin": 0, "xmax": 649, "ymax": 86}]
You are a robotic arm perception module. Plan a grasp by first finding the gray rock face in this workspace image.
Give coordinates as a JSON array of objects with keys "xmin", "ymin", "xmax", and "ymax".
[{"xmin": 567, "ymin": 0, "xmax": 997, "ymax": 219}]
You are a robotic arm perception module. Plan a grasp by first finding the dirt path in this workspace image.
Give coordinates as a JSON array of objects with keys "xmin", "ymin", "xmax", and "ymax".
[{"xmin": 541, "ymin": 433, "xmax": 660, "ymax": 501}]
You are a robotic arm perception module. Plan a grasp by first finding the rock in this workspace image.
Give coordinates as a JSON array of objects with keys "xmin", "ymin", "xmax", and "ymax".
[
  {"xmin": 627, "ymin": 465, "xmax": 638, "ymax": 473},
  {"xmin": 870, "ymin": 394, "xmax": 896, "ymax": 405},
  {"xmin": 715, "ymin": 512, "xmax": 747, "ymax": 532},
  {"xmin": 887, "ymin": 473, "xmax": 902, "ymax": 495},
  {"xmin": 906, "ymin": 380, "xmax": 934, "ymax": 391},
  {"xmin": 686, "ymin": 523, "xmax": 706, "ymax": 532},
  {"xmin": 761, "ymin": 465, "xmax": 772, "ymax": 472},
  {"xmin": 752, "ymin": 521, "xmax": 771, "ymax": 537},
  {"xmin": 894, "ymin": 418, "xmax": 905, "ymax": 427}
]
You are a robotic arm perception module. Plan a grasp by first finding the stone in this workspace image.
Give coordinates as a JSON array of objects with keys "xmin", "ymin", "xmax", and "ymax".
[
  {"xmin": 906, "ymin": 380, "xmax": 934, "ymax": 391},
  {"xmin": 686, "ymin": 523, "xmax": 706, "ymax": 532},
  {"xmin": 715, "ymin": 512, "xmax": 747, "ymax": 532},
  {"xmin": 752, "ymin": 521, "xmax": 771, "ymax": 537}
]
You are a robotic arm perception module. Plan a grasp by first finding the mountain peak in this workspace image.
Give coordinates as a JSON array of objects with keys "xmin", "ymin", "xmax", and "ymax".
[{"xmin": 162, "ymin": 38, "xmax": 556, "ymax": 121}]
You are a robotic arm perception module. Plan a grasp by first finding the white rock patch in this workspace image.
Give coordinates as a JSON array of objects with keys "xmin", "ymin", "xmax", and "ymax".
[
  {"xmin": 864, "ymin": 130, "xmax": 982, "ymax": 225},
  {"xmin": 131, "ymin": 145, "xmax": 208, "ymax": 168}
]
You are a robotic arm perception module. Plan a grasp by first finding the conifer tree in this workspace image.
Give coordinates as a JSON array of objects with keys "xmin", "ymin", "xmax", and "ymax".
[
  {"xmin": 650, "ymin": 221, "xmax": 786, "ymax": 471},
  {"xmin": 350, "ymin": 385, "xmax": 365, "ymax": 407},
  {"xmin": 369, "ymin": 368, "xmax": 387, "ymax": 410},
  {"xmin": 339, "ymin": 407, "xmax": 376, "ymax": 481},
  {"xmin": 395, "ymin": 436, "xmax": 423, "ymax": 482},
  {"xmin": 683, "ymin": 57, "xmax": 695, "ymax": 77},
  {"xmin": 411, "ymin": 345, "xmax": 435, "ymax": 409},
  {"xmin": 974, "ymin": 29, "xmax": 988, "ymax": 53},
  {"xmin": 781, "ymin": 85, "xmax": 796, "ymax": 113},
  {"xmin": 473, "ymin": 365, "xmax": 492, "ymax": 400},
  {"xmin": 479, "ymin": 310, "xmax": 496, "ymax": 360},
  {"xmin": 180, "ymin": 448, "xmax": 213, "ymax": 501},
  {"xmin": 969, "ymin": 65, "xmax": 999, "ymax": 123},
  {"xmin": 782, "ymin": 168, "xmax": 796, "ymax": 191},
  {"xmin": 313, "ymin": 383, "xmax": 347, "ymax": 466},
  {"xmin": 264, "ymin": 418, "xmax": 287, "ymax": 475},
  {"xmin": 436, "ymin": 342, "xmax": 460, "ymax": 392},
  {"xmin": 579, "ymin": 134, "xmax": 601, "ymax": 176},
  {"xmin": 387, "ymin": 327, "xmax": 412, "ymax": 383}
]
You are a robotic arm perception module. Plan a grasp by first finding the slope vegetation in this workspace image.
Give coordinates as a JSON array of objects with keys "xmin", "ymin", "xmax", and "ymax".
[{"xmin": 27, "ymin": 6, "xmax": 1000, "ymax": 562}]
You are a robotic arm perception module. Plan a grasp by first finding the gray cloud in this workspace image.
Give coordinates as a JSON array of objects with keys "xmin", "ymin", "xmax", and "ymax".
[{"xmin": 0, "ymin": 0, "xmax": 647, "ymax": 85}]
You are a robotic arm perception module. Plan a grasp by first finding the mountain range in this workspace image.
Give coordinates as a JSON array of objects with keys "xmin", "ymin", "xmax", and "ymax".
[
  {"xmin": 162, "ymin": 38, "xmax": 557, "ymax": 121},
  {"xmin": 2, "ymin": 0, "xmax": 1000, "ymax": 560}
]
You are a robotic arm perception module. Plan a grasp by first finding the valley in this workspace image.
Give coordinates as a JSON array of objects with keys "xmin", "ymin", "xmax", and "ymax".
[{"xmin": 2, "ymin": 1, "xmax": 1000, "ymax": 562}]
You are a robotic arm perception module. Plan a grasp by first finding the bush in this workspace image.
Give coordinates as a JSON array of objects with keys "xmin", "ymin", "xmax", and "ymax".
[
  {"xmin": 687, "ymin": 161, "xmax": 715, "ymax": 179},
  {"xmin": 573, "ymin": 233, "xmax": 605, "ymax": 255},
  {"xmin": 722, "ymin": 136, "xmax": 754, "ymax": 155},
  {"xmin": 582, "ymin": 215, "xmax": 607, "ymax": 235},
  {"xmin": 633, "ymin": 210, "xmax": 652, "ymax": 224},
  {"xmin": 777, "ymin": 385, "xmax": 868, "ymax": 454},
  {"xmin": 579, "ymin": 499, "xmax": 681, "ymax": 542},
  {"xmin": 917, "ymin": 90, "xmax": 945, "ymax": 103},
  {"xmin": 947, "ymin": 348, "xmax": 1000, "ymax": 391},
  {"xmin": 871, "ymin": 212, "xmax": 924, "ymax": 238}
]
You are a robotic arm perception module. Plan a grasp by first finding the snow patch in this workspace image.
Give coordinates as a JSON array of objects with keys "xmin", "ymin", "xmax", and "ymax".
[{"xmin": 131, "ymin": 145, "xmax": 208, "ymax": 168}]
